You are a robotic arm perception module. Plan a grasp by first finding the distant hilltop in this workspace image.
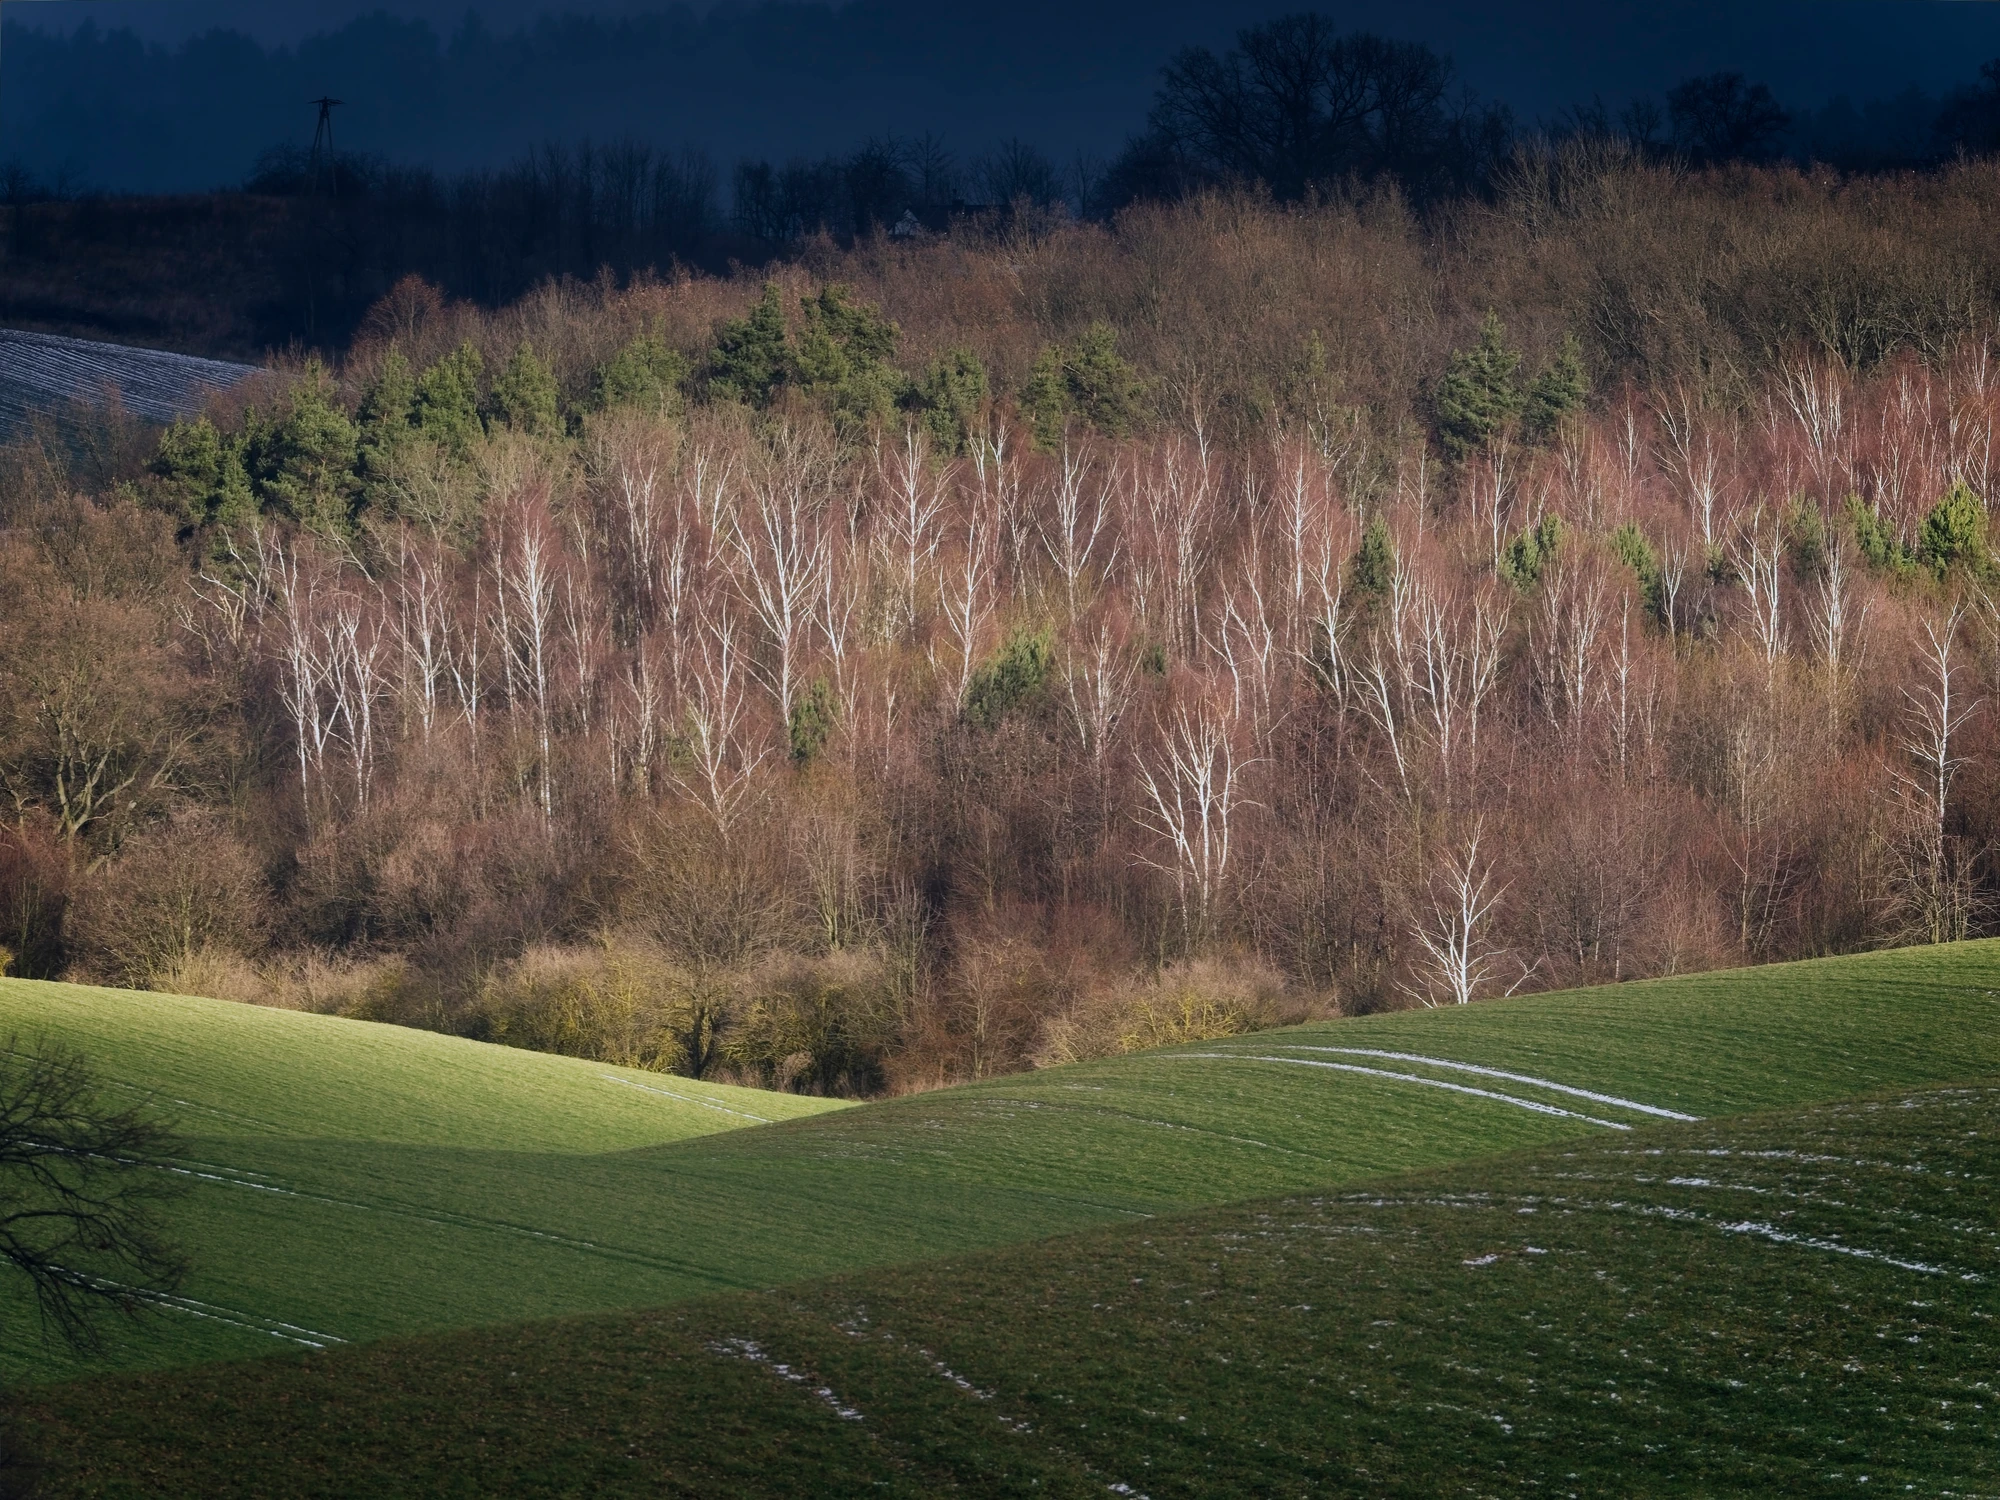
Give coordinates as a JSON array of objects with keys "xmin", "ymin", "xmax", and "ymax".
[{"xmin": 0, "ymin": 329, "xmax": 258, "ymax": 435}]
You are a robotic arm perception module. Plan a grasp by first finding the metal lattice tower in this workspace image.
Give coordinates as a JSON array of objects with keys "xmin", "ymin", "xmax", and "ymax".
[{"xmin": 308, "ymin": 96, "xmax": 344, "ymax": 197}]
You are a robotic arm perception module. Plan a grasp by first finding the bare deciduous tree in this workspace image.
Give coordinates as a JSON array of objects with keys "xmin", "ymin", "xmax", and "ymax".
[
  {"xmin": 1041, "ymin": 445, "xmax": 1114, "ymax": 623},
  {"xmin": 1406, "ymin": 825, "xmax": 1523, "ymax": 1007},
  {"xmin": 1732, "ymin": 508, "xmax": 1786, "ymax": 677},
  {"xmin": 496, "ymin": 500, "xmax": 563, "ymax": 823},
  {"xmin": 935, "ymin": 511, "xmax": 995, "ymax": 709},
  {"xmin": 1892, "ymin": 608, "xmax": 1980, "ymax": 943},
  {"xmin": 1063, "ymin": 619, "xmax": 1138, "ymax": 767},
  {"xmin": 1657, "ymin": 388, "xmax": 1726, "ymax": 550},
  {"xmin": 0, "ymin": 1040, "xmax": 188, "ymax": 1353},
  {"xmin": 734, "ymin": 434, "xmax": 831, "ymax": 722},
  {"xmin": 1134, "ymin": 693, "xmax": 1258, "ymax": 945},
  {"xmin": 672, "ymin": 600, "xmax": 768, "ymax": 837},
  {"xmin": 877, "ymin": 426, "xmax": 949, "ymax": 637}
]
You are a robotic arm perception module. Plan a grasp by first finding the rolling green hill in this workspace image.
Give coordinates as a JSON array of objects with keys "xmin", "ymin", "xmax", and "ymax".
[
  {"xmin": 23, "ymin": 1080, "xmax": 1998, "ymax": 1496},
  {"xmin": 3, "ymin": 941, "xmax": 1998, "ymax": 1388},
  {"xmin": 0, "ymin": 978, "xmax": 849, "ymax": 1381},
  {"xmin": 0, "ymin": 978, "xmax": 846, "ymax": 1155}
]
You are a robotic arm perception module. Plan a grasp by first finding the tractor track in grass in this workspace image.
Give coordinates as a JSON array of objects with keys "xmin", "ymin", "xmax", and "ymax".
[
  {"xmin": 66, "ymin": 1271, "xmax": 349, "ymax": 1351},
  {"xmin": 1239, "ymin": 1045, "xmax": 1701, "ymax": 1120},
  {"xmin": 598, "ymin": 1073, "xmax": 776, "ymax": 1121},
  {"xmin": 155, "ymin": 1157, "xmax": 759, "ymax": 1290},
  {"xmin": 1174, "ymin": 1053, "xmax": 1639, "ymax": 1129},
  {"xmin": 944, "ymin": 1092, "xmax": 1332, "ymax": 1161}
]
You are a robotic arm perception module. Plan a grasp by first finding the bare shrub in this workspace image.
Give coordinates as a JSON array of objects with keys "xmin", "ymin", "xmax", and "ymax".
[
  {"xmin": 0, "ymin": 819, "xmax": 69, "ymax": 980},
  {"xmin": 144, "ymin": 947, "xmax": 268, "ymax": 1005},
  {"xmin": 1034, "ymin": 958, "xmax": 1309, "ymax": 1067},
  {"xmin": 724, "ymin": 951, "xmax": 897, "ymax": 1096},
  {"xmin": 146, "ymin": 947, "xmax": 419, "ymax": 1019},
  {"xmin": 66, "ymin": 816, "xmax": 267, "ymax": 990},
  {"xmin": 475, "ymin": 941, "xmax": 688, "ymax": 1071}
]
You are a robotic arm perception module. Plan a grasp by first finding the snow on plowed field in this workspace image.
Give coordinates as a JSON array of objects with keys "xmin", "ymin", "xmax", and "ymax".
[{"xmin": 0, "ymin": 328, "xmax": 258, "ymax": 432}]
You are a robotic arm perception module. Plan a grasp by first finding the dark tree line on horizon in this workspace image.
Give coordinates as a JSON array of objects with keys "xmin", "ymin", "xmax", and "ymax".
[
  {"xmin": 14, "ymin": 13, "xmax": 2000, "ymax": 356},
  {"xmin": 10, "ymin": 6, "xmax": 2000, "ymax": 216}
]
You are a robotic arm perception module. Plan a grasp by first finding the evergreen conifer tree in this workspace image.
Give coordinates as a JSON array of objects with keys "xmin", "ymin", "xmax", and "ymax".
[
  {"xmin": 910, "ymin": 347, "xmax": 989, "ymax": 455},
  {"xmin": 1021, "ymin": 345, "xmax": 1073, "ymax": 451},
  {"xmin": 1611, "ymin": 521, "xmax": 1666, "ymax": 622},
  {"xmin": 788, "ymin": 678, "xmax": 837, "ymax": 764},
  {"xmin": 488, "ymin": 343, "xmax": 563, "ymax": 438},
  {"xmin": 1524, "ymin": 335, "xmax": 1588, "ymax": 444},
  {"xmin": 709, "ymin": 284, "xmax": 792, "ymax": 407},
  {"xmin": 1020, "ymin": 323, "xmax": 1144, "ymax": 451},
  {"xmin": 413, "ymin": 344, "xmax": 485, "ymax": 457},
  {"xmin": 1067, "ymin": 324, "xmax": 1144, "ymax": 438},
  {"xmin": 964, "ymin": 629, "xmax": 1054, "ymax": 730},
  {"xmin": 1352, "ymin": 515, "xmax": 1396, "ymax": 594},
  {"xmin": 247, "ymin": 362, "xmax": 359, "ymax": 536},
  {"xmin": 793, "ymin": 285, "xmax": 902, "ymax": 430},
  {"xmin": 1920, "ymin": 480, "xmax": 1990, "ymax": 577},
  {"xmin": 1434, "ymin": 313, "xmax": 1523, "ymax": 459},
  {"xmin": 357, "ymin": 350, "xmax": 417, "ymax": 450},
  {"xmin": 593, "ymin": 332, "xmax": 688, "ymax": 415},
  {"xmin": 147, "ymin": 416, "xmax": 255, "ymax": 535},
  {"xmin": 356, "ymin": 349, "xmax": 418, "ymax": 507},
  {"xmin": 1501, "ymin": 512, "xmax": 1565, "ymax": 590}
]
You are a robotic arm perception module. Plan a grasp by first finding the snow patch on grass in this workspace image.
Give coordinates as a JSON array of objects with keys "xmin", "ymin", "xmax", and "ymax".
[
  {"xmin": 710, "ymin": 1337, "xmax": 863, "ymax": 1420},
  {"xmin": 1712, "ymin": 1220, "xmax": 1980, "ymax": 1280}
]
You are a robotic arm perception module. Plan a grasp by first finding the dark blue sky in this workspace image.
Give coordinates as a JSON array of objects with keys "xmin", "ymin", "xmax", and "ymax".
[{"xmin": 6, "ymin": 1, "xmax": 2000, "ymax": 189}]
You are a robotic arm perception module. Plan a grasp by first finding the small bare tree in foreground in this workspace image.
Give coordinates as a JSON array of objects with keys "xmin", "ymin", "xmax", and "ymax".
[
  {"xmin": 0, "ymin": 1040, "xmax": 187, "ymax": 1351},
  {"xmin": 0, "ymin": 1042, "xmax": 191, "ymax": 1495}
]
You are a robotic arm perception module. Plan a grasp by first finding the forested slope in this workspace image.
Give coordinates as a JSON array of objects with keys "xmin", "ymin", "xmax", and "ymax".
[{"xmin": 10, "ymin": 162, "xmax": 2000, "ymax": 1095}]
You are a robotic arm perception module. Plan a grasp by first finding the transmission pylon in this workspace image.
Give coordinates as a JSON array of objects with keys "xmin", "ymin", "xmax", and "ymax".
[{"xmin": 308, "ymin": 97, "xmax": 344, "ymax": 197}]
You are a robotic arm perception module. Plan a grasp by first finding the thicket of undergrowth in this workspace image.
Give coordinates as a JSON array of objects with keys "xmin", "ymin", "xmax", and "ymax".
[{"xmin": 8, "ymin": 152, "xmax": 2000, "ymax": 1094}]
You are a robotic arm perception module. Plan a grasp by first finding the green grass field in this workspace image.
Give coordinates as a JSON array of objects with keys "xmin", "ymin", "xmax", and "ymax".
[
  {"xmin": 22, "ymin": 1080, "xmax": 1996, "ymax": 1496},
  {"xmin": 0, "ymin": 978, "xmax": 849, "ymax": 1381},
  {"xmin": 2, "ymin": 940, "xmax": 1997, "ymax": 1394}
]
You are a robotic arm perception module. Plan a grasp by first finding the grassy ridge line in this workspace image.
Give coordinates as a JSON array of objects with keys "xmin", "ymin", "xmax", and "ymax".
[
  {"xmin": 0, "ymin": 978, "xmax": 846, "ymax": 1152},
  {"xmin": 27, "ymin": 1080, "xmax": 1996, "ymax": 1498},
  {"xmin": 706, "ymin": 939, "xmax": 2000, "ymax": 1209},
  {"xmin": 4, "ymin": 943, "xmax": 1999, "ymax": 1386},
  {"xmin": 1193, "ymin": 940, "xmax": 2000, "ymax": 1116}
]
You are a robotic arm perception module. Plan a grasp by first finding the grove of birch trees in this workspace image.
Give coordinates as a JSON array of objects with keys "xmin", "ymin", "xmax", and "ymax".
[{"xmin": 6, "ymin": 151, "xmax": 2000, "ymax": 1092}]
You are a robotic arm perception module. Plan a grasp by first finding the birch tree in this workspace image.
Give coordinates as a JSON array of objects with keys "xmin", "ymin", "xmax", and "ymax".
[
  {"xmin": 1892, "ymin": 608, "xmax": 1978, "ymax": 943},
  {"xmin": 1406, "ymin": 825, "xmax": 1521, "ymax": 1007},
  {"xmin": 672, "ymin": 600, "xmax": 767, "ymax": 837},
  {"xmin": 734, "ymin": 442, "xmax": 830, "ymax": 722},
  {"xmin": 877, "ymin": 426, "xmax": 949, "ymax": 636},
  {"xmin": 1134, "ymin": 694, "xmax": 1257, "ymax": 946}
]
